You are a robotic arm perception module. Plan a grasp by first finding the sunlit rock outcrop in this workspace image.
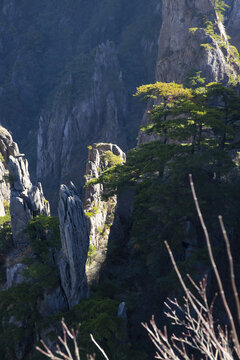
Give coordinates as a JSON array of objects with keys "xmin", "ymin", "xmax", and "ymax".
[
  {"xmin": 9, "ymin": 155, "xmax": 50, "ymax": 247},
  {"xmin": 84, "ymin": 143, "xmax": 126, "ymax": 248}
]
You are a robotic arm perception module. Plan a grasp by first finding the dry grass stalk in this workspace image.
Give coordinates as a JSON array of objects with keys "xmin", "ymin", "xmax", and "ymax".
[
  {"xmin": 143, "ymin": 174, "xmax": 240, "ymax": 359},
  {"xmin": 36, "ymin": 318, "xmax": 108, "ymax": 360}
]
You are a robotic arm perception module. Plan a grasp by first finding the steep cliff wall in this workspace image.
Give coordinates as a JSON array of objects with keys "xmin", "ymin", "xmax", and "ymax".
[
  {"xmin": 37, "ymin": 42, "xmax": 127, "ymax": 206},
  {"xmin": 226, "ymin": 0, "xmax": 240, "ymax": 49},
  {"xmin": 0, "ymin": 0, "xmax": 162, "ymax": 205},
  {"xmin": 156, "ymin": 0, "xmax": 239, "ymax": 84},
  {"xmin": 0, "ymin": 127, "xmax": 49, "ymax": 247},
  {"xmin": 139, "ymin": 0, "xmax": 240, "ymax": 143},
  {"xmin": 58, "ymin": 183, "xmax": 89, "ymax": 308}
]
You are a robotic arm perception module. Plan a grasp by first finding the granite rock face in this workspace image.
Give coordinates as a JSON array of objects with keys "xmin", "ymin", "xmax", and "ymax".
[
  {"xmin": 0, "ymin": 0, "xmax": 161, "ymax": 188},
  {"xmin": 226, "ymin": 0, "xmax": 240, "ymax": 49},
  {"xmin": 156, "ymin": 0, "xmax": 239, "ymax": 84},
  {"xmin": 38, "ymin": 286, "xmax": 68, "ymax": 317},
  {"xmin": 58, "ymin": 183, "xmax": 89, "ymax": 308},
  {"xmin": 139, "ymin": 0, "xmax": 240, "ymax": 144},
  {"xmin": 84, "ymin": 143, "xmax": 126, "ymax": 248},
  {"xmin": 9, "ymin": 155, "xmax": 50, "ymax": 247},
  {"xmin": 37, "ymin": 41, "xmax": 128, "ymax": 208},
  {"xmin": 0, "ymin": 126, "xmax": 49, "ymax": 247},
  {"xmin": 6, "ymin": 263, "xmax": 26, "ymax": 288},
  {"xmin": 0, "ymin": 126, "xmax": 18, "ymax": 216}
]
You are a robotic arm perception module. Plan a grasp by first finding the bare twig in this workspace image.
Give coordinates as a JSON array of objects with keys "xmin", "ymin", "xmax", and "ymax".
[
  {"xmin": 144, "ymin": 175, "xmax": 240, "ymax": 360},
  {"xmin": 36, "ymin": 319, "xmax": 98, "ymax": 360},
  {"xmin": 90, "ymin": 334, "xmax": 110, "ymax": 360},
  {"xmin": 189, "ymin": 174, "xmax": 240, "ymax": 357},
  {"xmin": 218, "ymin": 216, "xmax": 240, "ymax": 326}
]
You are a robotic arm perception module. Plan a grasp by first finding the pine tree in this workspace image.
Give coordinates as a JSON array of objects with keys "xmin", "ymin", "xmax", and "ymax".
[{"xmin": 88, "ymin": 81, "xmax": 240, "ymax": 283}]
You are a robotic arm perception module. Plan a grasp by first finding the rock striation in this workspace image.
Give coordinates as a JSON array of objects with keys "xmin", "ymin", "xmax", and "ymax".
[
  {"xmin": 0, "ymin": 126, "xmax": 18, "ymax": 216},
  {"xmin": 0, "ymin": 126, "xmax": 49, "ymax": 247},
  {"xmin": 0, "ymin": 0, "xmax": 161, "ymax": 188},
  {"xmin": 9, "ymin": 154, "xmax": 50, "ymax": 247},
  {"xmin": 58, "ymin": 183, "xmax": 89, "ymax": 308},
  {"xmin": 84, "ymin": 143, "xmax": 126, "ymax": 248},
  {"xmin": 156, "ymin": 0, "xmax": 239, "ymax": 84},
  {"xmin": 226, "ymin": 0, "xmax": 240, "ymax": 49},
  {"xmin": 139, "ymin": 0, "xmax": 240, "ymax": 144},
  {"xmin": 37, "ymin": 41, "xmax": 128, "ymax": 208}
]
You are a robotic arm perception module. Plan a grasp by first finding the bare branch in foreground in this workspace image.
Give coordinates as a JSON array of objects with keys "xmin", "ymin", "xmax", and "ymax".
[
  {"xmin": 218, "ymin": 215, "xmax": 240, "ymax": 326},
  {"xmin": 143, "ymin": 175, "xmax": 240, "ymax": 359},
  {"xmin": 36, "ymin": 318, "xmax": 109, "ymax": 360},
  {"xmin": 189, "ymin": 174, "xmax": 240, "ymax": 357}
]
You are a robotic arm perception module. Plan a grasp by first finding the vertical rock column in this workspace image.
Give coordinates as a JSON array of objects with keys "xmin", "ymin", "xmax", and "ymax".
[
  {"xmin": 58, "ymin": 183, "xmax": 89, "ymax": 308},
  {"xmin": 84, "ymin": 143, "xmax": 126, "ymax": 248},
  {"xmin": 9, "ymin": 155, "xmax": 50, "ymax": 248},
  {"xmin": 0, "ymin": 126, "xmax": 50, "ymax": 248}
]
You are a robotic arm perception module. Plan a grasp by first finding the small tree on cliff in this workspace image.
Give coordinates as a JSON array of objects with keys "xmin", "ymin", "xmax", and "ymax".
[{"xmin": 87, "ymin": 81, "xmax": 240, "ymax": 269}]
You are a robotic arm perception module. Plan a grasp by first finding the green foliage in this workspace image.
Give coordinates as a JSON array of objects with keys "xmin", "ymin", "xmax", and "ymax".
[
  {"xmin": 184, "ymin": 70, "xmax": 206, "ymax": 89},
  {"xmin": 87, "ymin": 244, "xmax": 97, "ymax": 265},
  {"xmin": 64, "ymin": 296, "xmax": 126, "ymax": 359},
  {"xmin": 0, "ymin": 201, "xmax": 10, "ymax": 226},
  {"xmin": 0, "ymin": 223, "xmax": 12, "ymax": 255},
  {"xmin": 197, "ymin": 14, "xmax": 240, "ymax": 84},
  {"xmin": 85, "ymin": 205, "xmax": 100, "ymax": 218},
  {"xmin": 55, "ymin": 52, "xmax": 94, "ymax": 103},
  {"xmin": 25, "ymin": 214, "xmax": 60, "ymax": 254},
  {"xmin": 189, "ymin": 27, "xmax": 198, "ymax": 34},
  {"xmin": 23, "ymin": 215, "xmax": 61, "ymax": 287},
  {"xmin": 0, "ymin": 153, "xmax": 5, "ymax": 163},
  {"xmin": 104, "ymin": 151, "xmax": 124, "ymax": 166},
  {"xmin": 212, "ymin": 0, "xmax": 229, "ymax": 21},
  {"xmin": 0, "ymin": 215, "xmax": 61, "ymax": 358},
  {"xmin": 92, "ymin": 80, "xmax": 240, "ymax": 296}
]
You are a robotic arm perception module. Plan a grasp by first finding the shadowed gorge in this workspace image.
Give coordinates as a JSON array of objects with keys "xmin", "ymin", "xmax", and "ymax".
[{"xmin": 0, "ymin": 0, "xmax": 239, "ymax": 359}]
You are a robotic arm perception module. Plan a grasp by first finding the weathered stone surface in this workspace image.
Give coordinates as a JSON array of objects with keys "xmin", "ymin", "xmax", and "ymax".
[
  {"xmin": 0, "ymin": 125, "xmax": 19, "ymax": 159},
  {"xmin": 0, "ymin": 126, "xmax": 18, "ymax": 216},
  {"xmin": 58, "ymin": 183, "xmax": 89, "ymax": 308},
  {"xmin": 8, "ymin": 155, "xmax": 50, "ymax": 247},
  {"xmin": 37, "ymin": 41, "xmax": 128, "ymax": 208},
  {"xmin": 226, "ymin": 0, "xmax": 240, "ymax": 49},
  {"xmin": 0, "ymin": 127, "xmax": 50, "ymax": 247},
  {"xmin": 118, "ymin": 301, "xmax": 127, "ymax": 319},
  {"xmin": 6, "ymin": 263, "xmax": 26, "ymax": 288},
  {"xmin": 38, "ymin": 286, "xmax": 68, "ymax": 317},
  {"xmin": 0, "ymin": 160, "xmax": 9, "ymax": 216},
  {"xmin": 84, "ymin": 143, "xmax": 126, "ymax": 248},
  {"xmin": 8, "ymin": 155, "xmax": 31, "ymax": 192},
  {"xmin": 139, "ymin": 0, "xmax": 240, "ymax": 144},
  {"xmin": 156, "ymin": 0, "xmax": 239, "ymax": 84}
]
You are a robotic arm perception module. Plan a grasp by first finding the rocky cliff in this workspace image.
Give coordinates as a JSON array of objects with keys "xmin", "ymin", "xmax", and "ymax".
[
  {"xmin": 226, "ymin": 0, "xmax": 240, "ymax": 49},
  {"xmin": 0, "ymin": 0, "xmax": 162, "ymax": 207},
  {"xmin": 0, "ymin": 126, "xmax": 49, "ymax": 247},
  {"xmin": 84, "ymin": 143, "xmax": 126, "ymax": 247},
  {"xmin": 58, "ymin": 183, "xmax": 89, "ymax": 308},
  {"xmin": 157, "ymin": 0, "xmax": 239, "ymax": 84},
  {"xmin": 84, "ymin": 143, "xmax": 126, "ymax": 283},
  {"xmin": 37, "ymin": 41, "xmax": 127, "ymax": 207},
  {"xmin": 139, "ymin": 0, "xmax": 240, "ymax": 143},
  {"xmin": 9, "ymin": 155, "xmax": 50, "ymax": 247},
  {"xmin": 1, "ymin": 126, "xmax": 49, "ymax": 286}
]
